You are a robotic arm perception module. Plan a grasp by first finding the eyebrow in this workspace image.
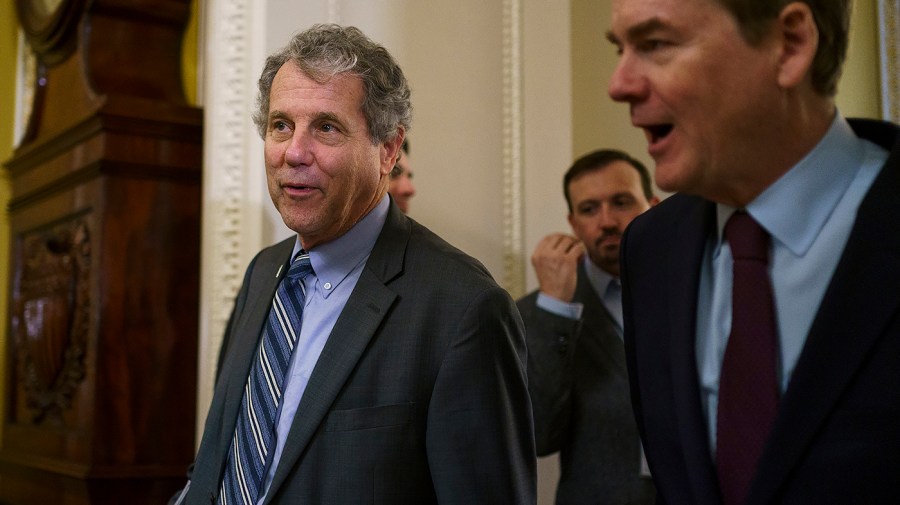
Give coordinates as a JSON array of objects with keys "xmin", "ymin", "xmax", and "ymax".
[
  {"xmin": 268, "ymin": 109, "xmax": 289, "ymax": 122},
  {"xmin": 312, "ymin": 111, "xmax": 344, "ymax": 125},
  {"xmin": 606, "ymin": 17, "xmax": 667, "ymax": 45},
  {"xmin": 267, "ymin": 110, "xmax": 346, "ymax": 128},
  {"xmin": 576, "ymin": 192, "xmax": 637, "ymax": 206}
]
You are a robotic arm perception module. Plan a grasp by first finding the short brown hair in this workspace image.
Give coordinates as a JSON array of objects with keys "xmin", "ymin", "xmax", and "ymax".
[{"xmin": 564, "ymin": 149, "xmax": 654, "ymax": 213}]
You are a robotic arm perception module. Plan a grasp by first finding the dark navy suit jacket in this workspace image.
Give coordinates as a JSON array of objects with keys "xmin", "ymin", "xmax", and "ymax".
[{"xmin": 621, "ymin": 119, "xmax": 900, "ymax": 504}]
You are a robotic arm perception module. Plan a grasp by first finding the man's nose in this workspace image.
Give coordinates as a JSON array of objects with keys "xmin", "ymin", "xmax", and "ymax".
[
  {"xmin": 284, "ymin": 132, "xmax": 314, "ymax": 166},
  {"xmin": 608, "ymin": 52, "xmax": 646, "ymax": 103},
  {"xmin": 402, "ymin": 176, "xmax": 416, "ymax": 196},
  {"xmin": 597, "ymin": 206, "xmax": 620, "ymax": 230}
]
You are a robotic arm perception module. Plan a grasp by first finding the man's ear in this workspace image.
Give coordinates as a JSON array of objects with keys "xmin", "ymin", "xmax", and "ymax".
[
  {"xmin": 775, "ymin": 2, "xmax": 819, "ymax": 90},
  {"xmin": 381, "ymin": 129, "xmax": 405, "ymax": 176}
]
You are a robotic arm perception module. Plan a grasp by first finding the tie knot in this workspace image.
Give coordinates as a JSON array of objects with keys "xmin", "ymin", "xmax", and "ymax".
[
  {"xmin": 607, "ymin": 278, "xmax": 621, "ymax": 297},
  {"xmin": 724, "ymin": 211, "xmax": 770, "ymax": 261},
  {"xmin": 286, "ymin": 251, "xmax": 313, "ymax": 280}
]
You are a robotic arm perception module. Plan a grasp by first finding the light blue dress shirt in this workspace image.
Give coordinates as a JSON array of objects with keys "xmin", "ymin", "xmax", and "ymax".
[
  {"xmin": 536, "ymin": 255, "xmax": 624, "ymax": 337},
  {"xmin": 258, "ymin": 195, "xmax": 389, "ymax": 502},
  {"xmin": 695, "ymin": 114, "xmax": 889, "ymax": 453}
]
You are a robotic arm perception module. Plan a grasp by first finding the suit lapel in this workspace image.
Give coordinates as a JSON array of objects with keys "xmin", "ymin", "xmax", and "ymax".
[
  {"xmin": 576, "ymin": 266, "xmax": 627, "ymax": 375},
  {"xmin": 264, "ymin": 206, "xmax": 408, "ymax": 501},
  {"xmin": 666, "ymin": 198, "xmax": 722, "ymax": 505},
  {"xmin": 750, "ymin": 133, "xmax": 900, "ymax": 504},
  {"xmin": 214, "ymin": 240, "xmax": 295, "ymax": 478}
]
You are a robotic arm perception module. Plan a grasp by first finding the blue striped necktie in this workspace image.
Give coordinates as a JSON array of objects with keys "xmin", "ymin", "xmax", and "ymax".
[{"xmin": 219, "ymin": 251, "xmax": 313, "ymax": 504}]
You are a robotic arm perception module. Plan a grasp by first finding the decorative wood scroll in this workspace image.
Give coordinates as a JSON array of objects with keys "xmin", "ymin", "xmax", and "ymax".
[{"xmin": 13, "ymin": 218, "xmax": 90, "ymax": 425}]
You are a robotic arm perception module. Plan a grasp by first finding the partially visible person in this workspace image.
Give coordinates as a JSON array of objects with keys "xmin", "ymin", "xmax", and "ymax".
[
  {"xmin": 173, "ymin": 24, "xmax": 535, "ymax": 505},
  {"xmin": 389, "ymin": 138, "xmax": 416, "ymax": 213},
  {"xmin": 607, "ymin": 0, "xmax": 900, "ymax": 503},
  {"xmin": 518, "ymin": 149, "xmax": 658, "ymax": 504}
]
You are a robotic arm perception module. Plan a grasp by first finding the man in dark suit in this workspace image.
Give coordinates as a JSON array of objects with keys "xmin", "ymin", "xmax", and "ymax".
[
  {"xmin": 518, "ymin": 150, "xmax": 657, "ymax": 504},
  {"xmin": 607, "ymin": 0, "xmax": 900, "ymax": 504},
  {"xmin": 175, "ymin": 24, "xmax": 535, "ymax": 504}
]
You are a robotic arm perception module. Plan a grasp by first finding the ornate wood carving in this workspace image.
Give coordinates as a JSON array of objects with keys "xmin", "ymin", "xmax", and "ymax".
[{"xmin": 13, "ymin": 218, "xmax": 91, "ymax": 424}]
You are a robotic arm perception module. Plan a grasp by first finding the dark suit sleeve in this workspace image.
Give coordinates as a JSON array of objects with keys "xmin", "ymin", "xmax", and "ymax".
[
  {"xmin": 427, "ymin": 285, "xmax": 537, "ymax": 504},
  {"xmin": 517, "ymin": 294, "xmax": 581, "ymax": 456}
]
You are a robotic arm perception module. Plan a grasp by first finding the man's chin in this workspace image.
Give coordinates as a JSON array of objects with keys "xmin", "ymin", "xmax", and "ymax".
[
  {"xmin": 597, "ymin": 242, "xmax": 620, "ymax": 256},
  {"xmin": 590, "ymin": 246, "xmax": 619, "ymax": 267}
]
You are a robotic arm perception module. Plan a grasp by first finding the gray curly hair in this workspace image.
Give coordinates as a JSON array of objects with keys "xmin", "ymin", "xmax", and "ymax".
[{"xmin": 253, "ymin": 24, "xmax": 412, "ymax": 143}]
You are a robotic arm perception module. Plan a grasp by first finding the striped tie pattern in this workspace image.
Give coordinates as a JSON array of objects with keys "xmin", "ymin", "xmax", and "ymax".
[{"xmin": 219, "ymin": 251, "xmax": 313, "ymax": 504}]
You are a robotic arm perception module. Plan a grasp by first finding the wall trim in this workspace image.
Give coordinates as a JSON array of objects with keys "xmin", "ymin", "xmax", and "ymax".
[
  {"xmin": 502, "ymin": 0, "xmax": 526, "ymax": 298},
  {"xmin": 196, "ymin": 0, "xmax": 266, "ymax": 440},
  {"xmin": 879, "ymin": 0, "xmax": 899, "ymax": 122}
]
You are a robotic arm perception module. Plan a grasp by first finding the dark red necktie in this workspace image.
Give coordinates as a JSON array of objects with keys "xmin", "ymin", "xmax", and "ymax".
[{"xmin": 716, "ymin": 211, "xmax": 780, "ymax": 505}]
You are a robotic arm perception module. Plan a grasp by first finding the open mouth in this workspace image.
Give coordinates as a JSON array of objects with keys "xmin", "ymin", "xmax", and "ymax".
[{"xmin": 645, "ymin": 124, "xmax": 674, "ymax": 144}]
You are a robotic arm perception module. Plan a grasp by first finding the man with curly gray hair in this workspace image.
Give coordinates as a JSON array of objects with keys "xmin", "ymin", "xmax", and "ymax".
[{"xmin": 175, "ymin": 24, "xmax": 536, "ymax": 505}]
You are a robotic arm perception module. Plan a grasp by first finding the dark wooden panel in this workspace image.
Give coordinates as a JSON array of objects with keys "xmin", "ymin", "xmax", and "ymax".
[{"xmin": 2, "ymin": 1, "xmax": 202, "ymax": 503}]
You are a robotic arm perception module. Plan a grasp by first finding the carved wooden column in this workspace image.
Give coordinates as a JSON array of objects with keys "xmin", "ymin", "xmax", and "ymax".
[{"xmin": 0, "ymin": 1, "xmax": 202, "ymax": 504}]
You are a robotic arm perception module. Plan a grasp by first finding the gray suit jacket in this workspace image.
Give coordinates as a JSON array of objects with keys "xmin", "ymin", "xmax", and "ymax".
[
  {"xmin": 184, "ymin": 203, "xmax": 536, "ymax": 504},
  {"xmin": 517, "ymin": 264, "xmax": 655, "ymax": 505}
]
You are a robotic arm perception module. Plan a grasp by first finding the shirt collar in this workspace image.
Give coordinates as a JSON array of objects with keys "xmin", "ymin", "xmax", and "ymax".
[
  {"xmin": 583, "ymin": 255, "xmax": 618, "ymax": 297},
  {"xmin": 714, "ymin": 113, "xmax": 867, "ymax": 257},
  {"xmin": 291, "ymin": 195, "xmax": 390, "ymax": 297}
]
